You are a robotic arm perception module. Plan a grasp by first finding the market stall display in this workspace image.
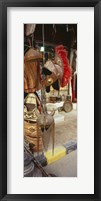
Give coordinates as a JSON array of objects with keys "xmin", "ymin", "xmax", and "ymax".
[{"xmin": 24, "ymin": 24, "xmax": 77, "ymax": 177}]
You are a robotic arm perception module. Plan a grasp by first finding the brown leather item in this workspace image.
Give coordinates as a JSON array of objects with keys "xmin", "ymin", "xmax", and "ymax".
[
  {"xmin": 24, "ymin": 48, "xmax": 42, "ymax": 93},
  {"xmin": 24, "ymin": 60, "xmax": 42, "ymax": 93}
]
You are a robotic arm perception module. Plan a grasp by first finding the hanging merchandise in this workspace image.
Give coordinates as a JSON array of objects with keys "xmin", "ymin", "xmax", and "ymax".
[
  {"xmin": 24, "ymin": 24, "xmax": 36, "ymax": 54},
  {"xmin": 37, "ymin": 24, "xmax": 55, "ymax": 155},
  {"xmin": 24, "ymin": 48, "xmax": 42, "ymax": 93},
  {"xmin": 42, "ymin": 60, "xmax": 63, "ymax": 92},
  {"xmin": 42, "ymin": 45, "xmax": 71, "ymax": 92},
  {"xmin": 25, "ymin": 24, "xmax": 36, "ymax": 37}
]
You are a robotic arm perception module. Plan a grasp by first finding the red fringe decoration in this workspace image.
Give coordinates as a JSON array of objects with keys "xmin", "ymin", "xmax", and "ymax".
[{"xmin": 55, "ymin": 45, "xmax": 72, "ymax": 87}]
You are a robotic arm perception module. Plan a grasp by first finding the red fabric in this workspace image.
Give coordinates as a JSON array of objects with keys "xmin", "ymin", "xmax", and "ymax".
[{"xmin": 55, "ymin": 45, "xmax": 72, "ymax": 87}]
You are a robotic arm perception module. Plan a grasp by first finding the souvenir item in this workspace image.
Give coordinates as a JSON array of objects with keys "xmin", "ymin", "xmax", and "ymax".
[
  {"xmin": 24, "ymin": 93, "xmax": 43, "ymax": 153},
  {"xmin": 43, "ymin": 59, "xmax": 63, "ymax": 92},
  {"xmin": 24, "ymin": 48, "xmax": 42, "ymax": 93}
]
